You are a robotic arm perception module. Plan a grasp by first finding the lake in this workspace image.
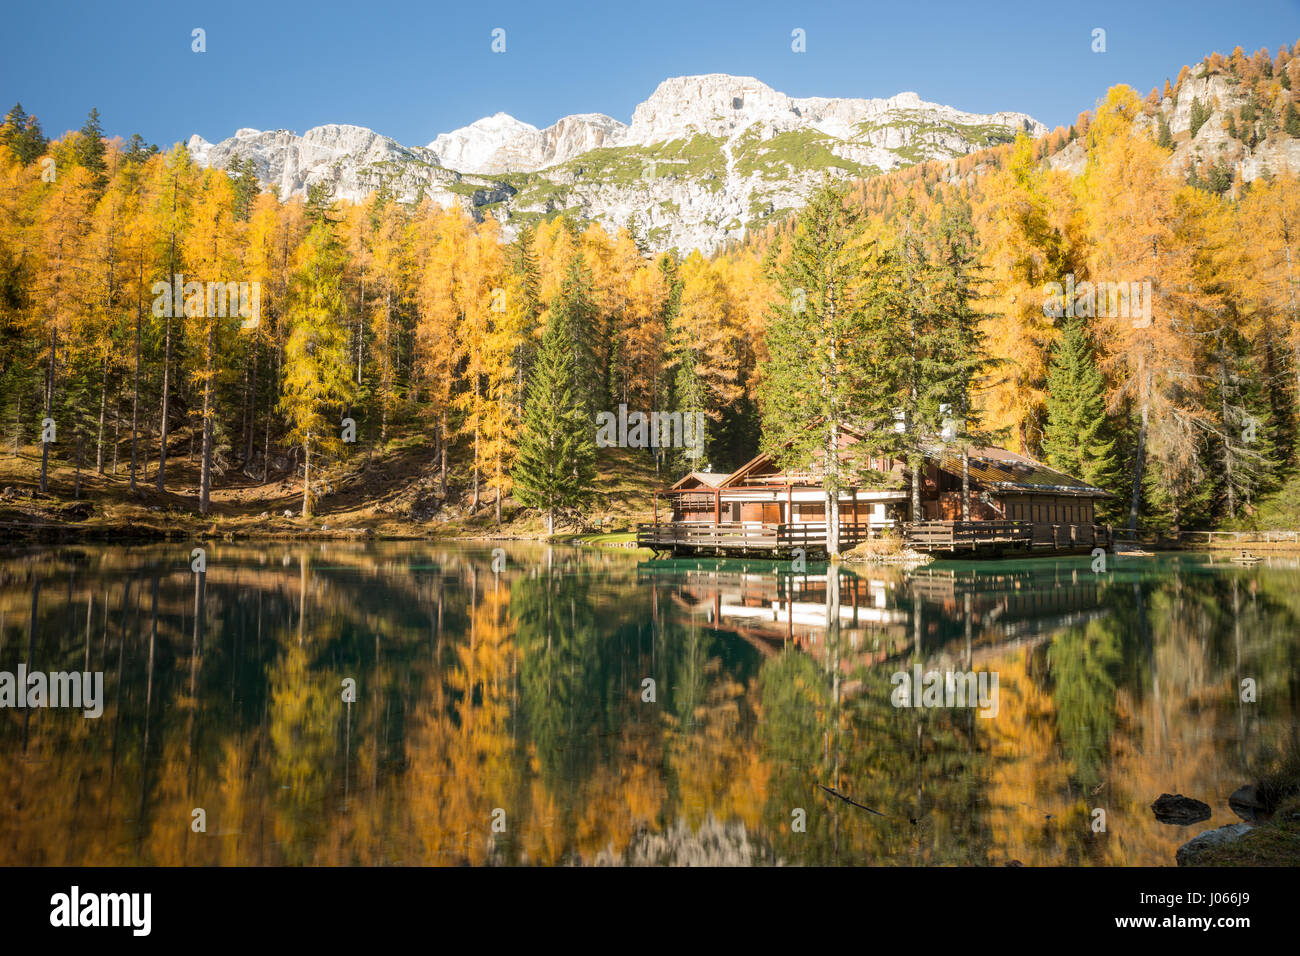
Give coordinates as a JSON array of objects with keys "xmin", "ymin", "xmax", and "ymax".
[{"xmin": 0, "ymin": 540, "xmax": 1295, "ymax": 865}]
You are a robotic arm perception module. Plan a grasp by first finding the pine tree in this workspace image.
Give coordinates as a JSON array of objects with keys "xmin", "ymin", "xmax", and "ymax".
[
  {"xmin": 1157, "ymin": 113, "xmax": 1173, "ymax": 148},
  {"xmin": 1, "ymin": 103, "xmax": 47, "ymax": 165},
  {"xmin": 760, "ymin": 182, "xmax": 890, "ymax": 556},
  {"xmin": 551, "ymin": 253, "xmax": 602, "ymax": 417},
  {"xmin": 1189, "ymin": 98, "xmax": 1211, "ymax": 138},
  {"xmin": 228, "ymin": 155, "xmax": 260, "ymax": 220},
  {"xmin": 74, "ymin": 108, "xmax": 107, "ymax": 188},
  {"xmin": 511, "ymin": 307, "xmax": 595, "ymax": 535},
  {"xmin": 124, "ymin": 134, "xmax": 158, "ymax": 164},
  {"xmin": 1285, "ymin": 101, "xmax": 1300, "ymax": 137},
  {"xmin": 1041, "ymin": 318, "xmax": 1123, "ymax": 517},
  {"xmin": 669, "ymin": 348, "xmax": 709, "ymax": 474}
]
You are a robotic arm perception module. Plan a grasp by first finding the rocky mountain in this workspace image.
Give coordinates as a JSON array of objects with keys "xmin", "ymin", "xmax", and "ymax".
[
  {"xmin": 188, "ymin": 74, "xmax": 1044, "ymax": 253},
  {"xmin": 1047, "ymin": 70, "xmax": 1300, "ymax": 182}
]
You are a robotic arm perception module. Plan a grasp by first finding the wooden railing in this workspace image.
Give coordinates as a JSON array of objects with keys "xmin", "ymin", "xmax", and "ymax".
[
  {"xmin": 636, "ymin": 521, "xmax": 881, "ymax": 552},
  {"xmin": 638, "ymin": 519, "xmax": 1113, "ymax": 554},
  {"xmin": 905, "ymin": 520, "xmax": 1111, "ymax": 552},
  {"xmin": 1176, "ymin": 530, "xmax": 1300, "ymax": 546}
]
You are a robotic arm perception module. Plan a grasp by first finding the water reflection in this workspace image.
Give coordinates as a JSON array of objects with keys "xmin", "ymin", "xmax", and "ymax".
[{"xmin": 0, "ymin": 542, "xmax": 1295, "ymax": 865}]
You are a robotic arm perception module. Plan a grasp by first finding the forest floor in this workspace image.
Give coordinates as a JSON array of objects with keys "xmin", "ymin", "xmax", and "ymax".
[{"xmin": 0, "ymin": 436, "xmax": 663, "ymax": 543}]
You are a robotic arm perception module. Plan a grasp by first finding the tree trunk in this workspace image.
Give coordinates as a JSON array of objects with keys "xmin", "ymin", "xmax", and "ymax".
[
  {"xmin": 96, "ymin": 354, "xmax": 108, "ymax": 474},
  {"xmin": 73, "ymin": 423, "xmax": 82, "ymax": 500},
  {"xmin": 439, "ymin": 411, "xmax": 448, "ymax": 495},
  {"xmin": 302, "ymin": 434, "xmax": 312, "ymax": 518},
  {"xmin": 1128, "ymin": 396, "xmax": 1150, "ymax": 534},
  {"xmin": 199, "ymin": 325, "xmax": 215, "ymax": 515},
  {"xmin": 129, "ymin": 285, "xmax": 141, "ymax": 493},
  {"xmin": 1217, "ymin": 336, "xmax": 1237, "ymax": 519},
  {"xmin": 825, "ymin": 421, "xmax": 840, "ymax": 558},
  {"xmin": 246, "ymin": 337, "xmax": 258, "ymax": 466},
  {"xmin": 40, "ymin": 327, "xmax": 55, "ymax": 494},
  {"xmin": 910, "ymin": 453, "xmax": 923, "ymax": 523},
  {"xmin": 157, "ymin": 311, "xmax": 171, "ymax": 492},
  {"xmin": 961, "ymin": 448, "xmax": 970, "ymax": 521},
  {"xmin": 472, "ymin": 419, "xmax": 480, "ymax": 510}
]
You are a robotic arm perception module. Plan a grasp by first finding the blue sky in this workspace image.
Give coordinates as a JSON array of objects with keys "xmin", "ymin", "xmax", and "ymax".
[{"xmin": 3, "ymin": 0, "xmax": 1298, "ymax": 148}]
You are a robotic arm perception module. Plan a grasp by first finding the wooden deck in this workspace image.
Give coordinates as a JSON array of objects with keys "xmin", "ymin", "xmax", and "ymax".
[
  {"xmin": 637, "ymin": 519, "xmax": 1112, "ymax": 557},
  {"xmin": 906, "ymin": 520, "xmax": 1111, "ymax": 553},
  {"xmin": 637, "ymin": 521, "xmax": 876, "ymax": 556}
]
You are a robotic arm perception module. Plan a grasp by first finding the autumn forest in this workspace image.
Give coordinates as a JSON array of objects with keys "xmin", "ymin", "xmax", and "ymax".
[{"xmin": 2, "ymin": 42, "xmax": 1300, "ymax": 535}]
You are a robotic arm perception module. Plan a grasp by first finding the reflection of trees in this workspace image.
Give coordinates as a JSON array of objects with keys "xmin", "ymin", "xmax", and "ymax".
[
  {"xmin": 407, "ymin": 579, "xmax": 518, "ymax": 864},
  {"xmin": 1048, "ymin": 617, "xmax": 1123, "ymax": 790},
  {"xmin": 513, "ymin": 570, "xmax": 603, "ymax": 792},
  {"xmin": 268, "ymin": 642, "xmax": 338, "ymax": 864},
  {"xmin": 3, "ymin": 544, "xmax": 1300, "ymax": 865}
]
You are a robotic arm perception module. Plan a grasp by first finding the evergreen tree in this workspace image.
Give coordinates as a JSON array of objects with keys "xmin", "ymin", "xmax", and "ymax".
[
  {"xmin": 551, "ymin": 253, "xmax": 601, "ymax": 417},
  {"xmin": 228, "ymin": 155, "xmax": 260, "ymax": 221},
  {"xmin": 512, "ymin": 307, "xmax": 596, "ymax": 535},
  {"xmin": 1207, "ymin": 325, "xmax": 1279, "ymax": 519},
  {"xmin": 929, "ymin": 198, "xmax": 1002, "ymax": 517},
  {"xmin": 1189, "ymin": 97, "xmax": 1211, "ymax": 138},
  {"xmin": 1285, "ymin": 101, "xmax": 1300, "ymax": 136},
  {"xmin": 760, "ymin": 183, "xmax": 892, "ymax": 556},
  {"xmin": 0, "ymin": 103, "xmax": 46, "ymax": 164},
  {"xmin": 669, "ymin": 348, "xmax": 708, "ymax": 474},
  {"xmin": 124, "ymin": 133, "xmax": 158, "ymax": 164},
  {"xmin": 305, "ymin": 180, "xmax": 336, "ymax": 226},
  {"xmin": 1041, "ymin": 318, "xmax": 1123, "ymax": 517},
  {"xmin": 1157, "ymin": 113, "xmax": 1173, "ymax": 148},
  {"xmin": 506, "ymin": 226, "xmax": 541, "ymax": 389},
  {"xmin": 74, "ymin": 108, "xmax": 107, "ymax": 188}
]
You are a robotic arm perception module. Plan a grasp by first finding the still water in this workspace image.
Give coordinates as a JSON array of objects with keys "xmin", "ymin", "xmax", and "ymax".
[{"xmin": 0, "ymin": 541, "xmax": 1295, "ymax": 865}]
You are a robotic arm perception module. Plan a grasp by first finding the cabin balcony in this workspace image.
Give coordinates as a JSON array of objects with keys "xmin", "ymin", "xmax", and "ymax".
[
  {"xmin": 637, "ymin": 519, "xmax": 1114, "ymax": 557},
  {"xmin": 636, "ymin": 521, "xmax": 880, "ymax": 556}
]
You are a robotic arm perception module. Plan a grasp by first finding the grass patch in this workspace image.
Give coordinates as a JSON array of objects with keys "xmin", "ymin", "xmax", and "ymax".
[
  {"xmin": 733, "ymin": 129, "xmax": 873, "ymax": 180},
  {"xmin": 1189, "ymin": 794, "xmax": 1300, "ymax": 865}
]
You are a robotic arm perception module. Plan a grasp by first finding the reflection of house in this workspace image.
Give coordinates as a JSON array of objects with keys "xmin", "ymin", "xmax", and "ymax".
[
  {"xmin": 639, "ymin": 560, "xmax": 1114, "ymax": 676},
  {"xmin": 640, "ymin": 427, "xmax": 1114, "ymax": 556}
]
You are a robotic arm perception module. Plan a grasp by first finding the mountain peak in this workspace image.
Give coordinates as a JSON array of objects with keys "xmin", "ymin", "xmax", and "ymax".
[{"xmin": 188, "ymin": 74, "xmax": 1045, "ymax": 254}]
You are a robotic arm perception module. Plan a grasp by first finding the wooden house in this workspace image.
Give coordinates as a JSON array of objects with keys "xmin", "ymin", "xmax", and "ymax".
[{"xmin": 640, "ymin": 427, "xmax": 1114, "ymax": 556}]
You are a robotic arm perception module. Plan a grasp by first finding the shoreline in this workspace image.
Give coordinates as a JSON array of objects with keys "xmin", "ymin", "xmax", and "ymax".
[{"xmin": 10, "ymin": 519, "xmax": 1300, "ymax": 561}]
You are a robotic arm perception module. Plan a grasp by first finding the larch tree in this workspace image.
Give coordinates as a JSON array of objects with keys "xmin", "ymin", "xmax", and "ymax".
[
  {"xmin": 33, "ymin": 161, "xmax": 96, "ymax": 492},
  {"xmin": 280, "ymin": 222, "xmax": 355, "ymax": 518},
  {"xmin": 183, "ymin": 167, "xmax": 242, "ymax": 515},
  {"xmin": 150, "ymin": 145, "xmax": 197, "ymax": 494},
  {"xmin": 1078, "ymin": 86, "xmax": 1209, "ymax": 531}
]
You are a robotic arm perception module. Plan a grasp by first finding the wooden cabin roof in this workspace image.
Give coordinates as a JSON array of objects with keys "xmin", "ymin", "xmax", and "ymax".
[
  {"xmin": 695, "ymin": 424, "xmax": 1112, "ymax": 498},
  {"xmin": 929, "ymin": 446, "xmax": 1114, "ymax": 497},
  {"xmin": 670, "ymin": 470, "xmax": 728, "ymax": 490}
]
